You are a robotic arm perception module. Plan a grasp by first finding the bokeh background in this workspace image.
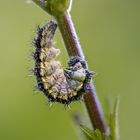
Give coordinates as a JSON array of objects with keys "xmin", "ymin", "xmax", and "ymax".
[{"xmin": 0, "ymin": 0, "xmax": 140, "ymax": 140}]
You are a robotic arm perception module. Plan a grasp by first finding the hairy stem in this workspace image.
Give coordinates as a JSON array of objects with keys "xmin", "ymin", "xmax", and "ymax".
[
  {"xmin": 56, "ymin": 12, "xmax": 108, "ymax": 134},
  {"xmin": 55, "ymin": 13, "xmax": 84, "ymax": 57}
]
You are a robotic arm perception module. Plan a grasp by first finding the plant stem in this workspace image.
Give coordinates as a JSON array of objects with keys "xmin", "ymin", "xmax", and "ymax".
[
  {"xmin": 55, "ymin": 13, "xmax": 84, "ymax": 57},
  {"xmin": 55, "ymin": 12, "xmax": 108, "ymax": 134}
]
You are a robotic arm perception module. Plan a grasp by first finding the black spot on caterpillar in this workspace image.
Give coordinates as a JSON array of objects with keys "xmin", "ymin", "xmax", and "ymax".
[{"xmin": 33, "ymin": 20, "xmax": 93, "ymax": 105}]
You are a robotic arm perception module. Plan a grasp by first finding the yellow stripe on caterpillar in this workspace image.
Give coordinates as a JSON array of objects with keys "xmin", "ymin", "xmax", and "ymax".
[
  {"xmin": 39, "ymin": 47, "xmax": 60, "ymax": 62},
  {"xmin": 41, "ymin": 69, "xmax": 64, "ymax": 89}
]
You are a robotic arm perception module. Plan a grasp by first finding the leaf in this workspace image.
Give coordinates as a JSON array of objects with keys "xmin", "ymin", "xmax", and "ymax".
[
  {"xmin": 80, "ymin": 125, "xmax": 109, "ymax": 140},
  {"xmin": 109, "ymin": 97, "xmax": 120, "ymax": 140},
  {"xmin": 103, "ymin": 97, "xmax": 112, "ymax": 124},
  {"xmin": 79, "ymin": 125, "xmax": 93, "ymax": 140}
]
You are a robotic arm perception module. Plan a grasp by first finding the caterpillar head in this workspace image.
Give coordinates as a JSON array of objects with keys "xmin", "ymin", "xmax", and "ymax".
[{"xmin": 65, "ymin": 56, "xmax": 94, "ymax": 93}]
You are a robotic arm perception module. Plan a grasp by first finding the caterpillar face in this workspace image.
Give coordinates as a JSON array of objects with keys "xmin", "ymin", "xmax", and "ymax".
[{"xmin": 33, "ymin": 20, "xmax": 93, "ymax": 105}]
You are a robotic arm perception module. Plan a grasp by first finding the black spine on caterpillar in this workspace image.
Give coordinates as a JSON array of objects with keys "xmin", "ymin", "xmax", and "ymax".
[
  {"xmin": 33, "ymin": 20, "xmax": 58, "ymax": 94},
  {"xmin": 33, "ymin": 20, "xmax": 93, "ymax": 105}
]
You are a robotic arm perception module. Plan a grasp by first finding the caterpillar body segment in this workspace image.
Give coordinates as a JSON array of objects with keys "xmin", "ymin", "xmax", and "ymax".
[
  {"xmin": 33, "ymin": 20, "xmax": 93, "ymax": 105},
  {"xmin": 39, "ymin": 61, "xmax": 61, "ymax": 76}
]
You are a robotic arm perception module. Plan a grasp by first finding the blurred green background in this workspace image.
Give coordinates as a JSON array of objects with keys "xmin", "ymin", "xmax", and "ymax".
[{"xmin": 0, "ymin": 0, "xmax": 140, "ymax": 140}]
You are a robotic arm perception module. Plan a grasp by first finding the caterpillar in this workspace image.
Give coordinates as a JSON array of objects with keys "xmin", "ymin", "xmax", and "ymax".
[{"xmin": 33, "ymin": 20, "xmax": 93, "ymax": 105}]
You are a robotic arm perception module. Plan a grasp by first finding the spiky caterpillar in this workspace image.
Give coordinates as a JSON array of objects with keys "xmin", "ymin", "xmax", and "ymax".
[{"xmin": 33, "ymin": 20, "xmax": 93, "ymax": 105}]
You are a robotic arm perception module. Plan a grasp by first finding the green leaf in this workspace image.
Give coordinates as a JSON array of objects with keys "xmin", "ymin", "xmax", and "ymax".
[
  {"xmin": 80, "ymin": 125, "xmax": 109, "ymax": 140},
  {"xmin": 109, "ymin": 97, "xmax": 120, "ymax": 140},
  {"xmin": 103, "ymin": 97, "xmax": 112, "ymax": 124}
]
